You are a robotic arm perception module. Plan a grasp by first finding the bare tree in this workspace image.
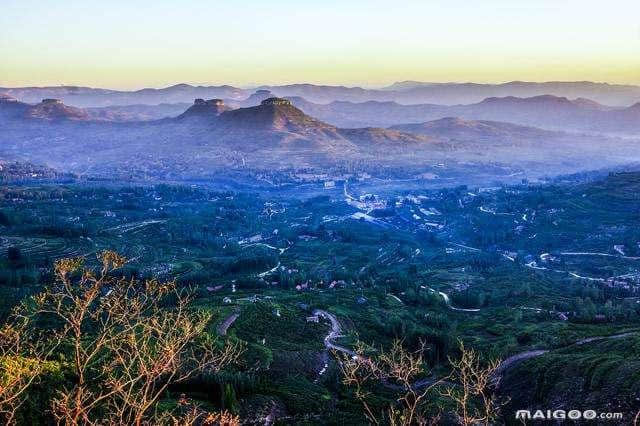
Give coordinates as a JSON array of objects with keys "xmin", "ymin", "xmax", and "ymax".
[
  {"xmin": 441, "ymin": 341, "xmax": 502, "ymax": 426},
  {"xmin": 161, "ymin": 402, "xmax": 240, "ymax": 426},
  {"xmin": 196, "ymin": 410, "xmax": 241, "ymax": 426},
  {"xmin": 339, "ymin": 338, "xmax": 506, "ymax": 425},
  {"xmin": 338, "ymin": 339, "xmax": 443, "ymax": 425},
  {"xmin": 25, "ymin": 250, "xmax": 243, "ymax": 425},
  {"xmin": 0, "ymin": 296, "xmax": 62, "ymax": 424}
]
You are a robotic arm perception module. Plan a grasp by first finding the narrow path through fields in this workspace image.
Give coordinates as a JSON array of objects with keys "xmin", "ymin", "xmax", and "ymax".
[{"xmin": 217, "ymin": 311, "xmax": 240, "ymax": 336}]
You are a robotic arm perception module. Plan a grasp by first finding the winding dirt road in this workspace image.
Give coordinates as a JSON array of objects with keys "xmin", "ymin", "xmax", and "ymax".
[
  {"xmin": 310, "ymin": 308, "xmax": 637, "ymax": 393},
  {"xmin": 312, "ymin": 309, "xmax": 450, "ymax": 390},
  {"xmin": 313, "ymin": 309, "xmax": 356, "ymax": 357}
]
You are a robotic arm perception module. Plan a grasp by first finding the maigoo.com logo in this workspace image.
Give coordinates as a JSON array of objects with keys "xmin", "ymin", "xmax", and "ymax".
[{"xmin": 515, "ymin": 409, "xmax": 624, "ymax": 421}]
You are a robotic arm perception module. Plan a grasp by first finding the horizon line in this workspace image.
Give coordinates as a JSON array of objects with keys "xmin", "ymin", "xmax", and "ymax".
[{"xmin": 2, "ymin": 79, "xmax": 640, "ymax": 92}]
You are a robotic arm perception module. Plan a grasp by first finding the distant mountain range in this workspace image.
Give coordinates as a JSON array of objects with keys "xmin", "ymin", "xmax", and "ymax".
[
  {"xmin": 379, "ymin": 80, "xmax": 640, "ymax": 106},
  {"xmin": 0, "ymin": 96, "xmax": 437, "ymax": 178},
  {"xmin": 0, "ymin": 84, "xmax": 246, "ymax": 108},
  {"xmin": 283, "ymin": 95, "xmax": 640, "ymax": 135},
  {"xmin": 10, "ymin": 90, "xmax": 638, "ymax": 136},
  {"xmin": 2, "ymin": 93, "xmax": 638, "ymax": 182},
  {"xmin": 2, "ymin": 80, "xmax": 639, "ymax": 107}
]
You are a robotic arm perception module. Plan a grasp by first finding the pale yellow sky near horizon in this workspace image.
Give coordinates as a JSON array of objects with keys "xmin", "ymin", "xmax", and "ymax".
[{"xmin": 1, "ymin": 0, "xmax": 639, "ymax": 89}]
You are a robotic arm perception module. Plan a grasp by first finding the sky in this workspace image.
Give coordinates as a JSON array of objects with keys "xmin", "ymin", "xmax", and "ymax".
[{"xmin": 1, "ymin": 0, "xmax": 639, "ymax": 89}]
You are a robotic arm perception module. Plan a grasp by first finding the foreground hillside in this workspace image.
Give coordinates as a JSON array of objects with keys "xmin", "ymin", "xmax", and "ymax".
[{"xmin": 499, "ymin": 336, "xmax": 640, "ymax": 424}]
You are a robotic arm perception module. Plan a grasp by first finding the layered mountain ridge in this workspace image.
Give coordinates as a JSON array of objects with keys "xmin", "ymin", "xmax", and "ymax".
[
  {"xmin": 3, "ymin": 80, "xmax": 640, "ymax": 107},
  {"xmin": 5, "ymin": 89, "xmax": 640, "ymax": 135},
  {"xmin": 0, "ymin": 96, "xmax": 434, "ymax": 176},
  {"xmin": 1, "ymin": 91, "xmax": 638, "ymax": 181}
]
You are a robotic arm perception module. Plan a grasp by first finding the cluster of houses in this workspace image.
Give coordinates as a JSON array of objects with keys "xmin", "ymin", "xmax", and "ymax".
[
  {"xmin": 604, "ymin": 277, "xmax": 640, "ymax": 292},
  {"xmin": 296, "ymin": 279, "xmax": 348, "ymax": 292}
]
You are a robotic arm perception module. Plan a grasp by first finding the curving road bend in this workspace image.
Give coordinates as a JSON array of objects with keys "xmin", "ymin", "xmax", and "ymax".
[{"xmin": 313, "ymin": 309, "xmax": 356, "ymax": 357}]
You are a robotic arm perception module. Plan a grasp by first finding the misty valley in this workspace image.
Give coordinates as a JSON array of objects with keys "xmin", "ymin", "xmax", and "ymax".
[{"xmin": 1, "ymin": 81, "xmax": 639, "ymax": 425}]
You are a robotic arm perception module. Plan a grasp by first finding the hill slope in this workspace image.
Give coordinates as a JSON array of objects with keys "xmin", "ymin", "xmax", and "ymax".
[
  {"xmin": 498, "ymin": 335, "xmax": 640, "ymax": 420},
  {"xmin": 218, "ymin": 98, "xmax": 335, "ymax": 132},
  {"xmin": 390, "ymin": 117, "xmax": 560, "ymax": 143}
]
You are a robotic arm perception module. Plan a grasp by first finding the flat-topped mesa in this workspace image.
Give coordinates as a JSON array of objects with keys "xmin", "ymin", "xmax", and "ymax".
[
  {"xmin": 178, "ymin": 98, "xmax": 227, "ymax": 119},
  {"xmin": 24, "ymin": 98, "xmax": 89, "ymax": 120},
  {"xmin": 219, "ymin": 96, "xmax": 337, "ymax": 133},
  {"xmin": 261, "ymin": 97, "xmax": 291, "ymax": 106}
]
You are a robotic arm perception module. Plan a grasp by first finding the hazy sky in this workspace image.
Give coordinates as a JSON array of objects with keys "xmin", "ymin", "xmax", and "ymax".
[{"xmin": 1, "ymin": 0, "xmax": 639, "ymax": 89}]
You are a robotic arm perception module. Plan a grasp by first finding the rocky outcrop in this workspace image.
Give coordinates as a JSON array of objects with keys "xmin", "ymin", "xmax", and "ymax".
[
  {"xmin": 177, "ymin": 98, "xmax": 229, "ymax": 120},
  {"xmin": 24, "ymin": 99, "xmax": 89, "ymax": 121}
]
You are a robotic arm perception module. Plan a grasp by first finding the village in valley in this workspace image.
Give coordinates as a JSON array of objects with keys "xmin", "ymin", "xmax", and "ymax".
[{"xmin": 2, "ymin": 168, "xmax": 639, "ymax": 422}]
